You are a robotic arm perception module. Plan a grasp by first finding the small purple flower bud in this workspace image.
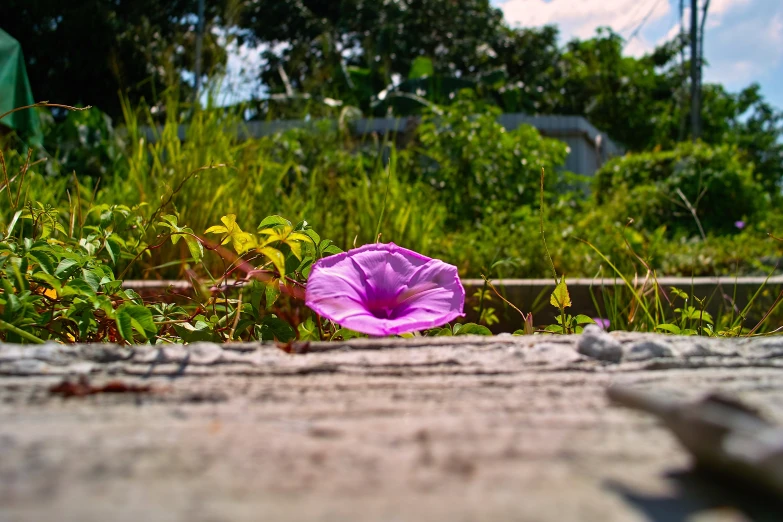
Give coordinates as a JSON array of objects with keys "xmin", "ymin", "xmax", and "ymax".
[
  {"xmin": 735, "ymin": 221, "xmax": 745, "ymax": 230},
  {"xmin": 593, "ymin": 318, "xmax": 610, "ymax": 330}
]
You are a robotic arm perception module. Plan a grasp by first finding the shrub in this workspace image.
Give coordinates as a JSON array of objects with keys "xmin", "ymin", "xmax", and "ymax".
[
  {"xmin": 40, "ymin": 106, "xmax": 125, "ymax": 180},
  {"xmin": 411, "ymin": 92, "xmax": 568, "ymax": 224},
  {"xmin": 594, "ymin": 142, "xmax": 767, "ymax": 236}
]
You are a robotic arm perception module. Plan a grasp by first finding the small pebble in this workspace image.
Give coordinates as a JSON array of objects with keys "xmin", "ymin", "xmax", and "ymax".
[
  {"xmin": 577, "ymin": 325, "xmax": 623, "ymax": 363},
  {"xmin": 624, "ymin": 339, "xmax": 675, "ymax": 361}
]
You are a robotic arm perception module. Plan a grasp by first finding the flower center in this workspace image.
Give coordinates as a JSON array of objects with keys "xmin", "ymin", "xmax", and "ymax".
[{"xmin": 365, "ymin": 295, "xmax": 406, "ymax": 320}]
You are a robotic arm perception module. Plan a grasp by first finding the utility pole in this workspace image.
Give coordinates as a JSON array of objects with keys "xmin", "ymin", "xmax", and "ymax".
[
  {"xmin": 689, "ymin": 0, "xmax": 700, "ymax": 141},
  {"xmin": 678, "ymin": 0, "xmax": 687, "ymax": 142},
  {"xmin": 194, "ymin": 0, "xmax": 205, "ymax": 100}
]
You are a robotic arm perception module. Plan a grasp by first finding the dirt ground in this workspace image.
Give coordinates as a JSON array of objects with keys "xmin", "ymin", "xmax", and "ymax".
[{"xmin": 2, "ymin": 331, "xmax": 783, "ymax": 522}]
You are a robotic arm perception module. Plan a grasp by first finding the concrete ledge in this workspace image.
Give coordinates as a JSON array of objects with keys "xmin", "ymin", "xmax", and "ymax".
[
  {"xmin": 2, "ymin": 331, "xmax": 783, "ymax": 521},
  {"xmin": 122, "ymin": 276, "xmax": 783, "ymax": 330}
]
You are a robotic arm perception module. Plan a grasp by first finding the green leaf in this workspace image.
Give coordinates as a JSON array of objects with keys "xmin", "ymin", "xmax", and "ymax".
[
  {"xmin": 655, "ymin": 323, "xmax": 681, "ymax": 335},
  {"xmin": 544, "ymin": 324, "xmax": 564, "ymax": 333},
  {"xmin": 105, "ymin": 235, "xmax": 124, "ymax": 265},
  {"xmin": 248, "ymin": 280, "xmax": 264, "ymax": 318},
  {"xmin": 0, "ymin": 275, "xmax": 16, "ymax": 297},
  {"xmin": 260, "ymin": 315, "xmax": 295, "ymax": 342},
  {"xmin": 205, "ymin": 214, "xmax": 256, "ymax": 254},
  {"xmin": 265, "ymin": 279, "xmax": 281, "ymax": 310},
  {"xmin": 6, "ymin": 210, "xmax": 23, "ymax": 237},
  {"xmin": 173, "ymin": 322, "xmax": 218, "ymax": 343},
  {"xmin": 27, "ymin": 250, "xmax": 55, "ymax": 275},
  {"xmin": 331, "ymin": 328, "xmax": 365, "ymax": 340},
  {"xmin": 121, "ymin": 288, "xmax": 144, "ymax": 305},
  {"xmin": 81, "ymin": 268, "xmax": 102, "ymax": 292},
  {"xmin": 30, "ymin": 272, "xmax": 62, "ymax": 292},
  {"xmin": 76, "ymin": 308, "xmax": 96, "ymax": 339},
  {"xmin": 99, "ymin": 209, "xmax": 113, "ymax": 229},
  {"xmin": 297, "ymin": 317, "xmax": 320, "ymax": 341},
  {"xmin": 259, "ymin": 246, "xmax": 287, "ymax": 277},
  {"xmin": 183, "ymin": 236, "xmax": 203, "ymax": 263},
  {"xmin": 257, "ymin": 215, "xmax": 292, "ymax": 231},
  {"xmin": 429, "ymin": 327, "xmax": 453, "ymax": 336},
  {"xmin": 575, "ymin": 315, "xmax": 596, "ymax": 325},
  {"xmin": 682, "ymin": 308, "xmax": 714, "ymax": 324},
  {"xmin": 454, "ymin": 323, "xmax": 492, "ymax": 336},
  {"xmin": 159, "ymin": 214, "xmax": 179, "ymax": 227},
  {"xmin": 408, "ymin": 56, "xmax": 434, "ymax": 79},
  {"xmin": 319, "ymin": 239, "xmax": 343, "ymax": 256},
  {"xmin": 115, "ymin": 304, "xmax": 157, "ymax": 342},
  {"xmin": 297, "ymin": 257, "xmax": 314, "ymax": 279},
  {"xmin": 61, "ymin": 278, "xmax": 97, "ymax": 301},
  {"xmin": 102, "ymin": 280, "xmax": 123, "ymax": 294},
  {"xmin": 303, "ymin": 228, "xmax": 321, "ymax": 247},
  {"xmin": 54, "ymin": 258, "xmax": 80, "ymax": 279},
  {"xmin": 550, "ymin": 277, "xmax": 571, "ymax": 309}
]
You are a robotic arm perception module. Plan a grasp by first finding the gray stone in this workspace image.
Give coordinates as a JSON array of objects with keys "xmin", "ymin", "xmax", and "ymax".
[
  {"xmin": 739, "ymin": 338, "xmax": 783, "ymax": 359},
  {"xmin": 187, "ymin": 342, "xmax": 224, "ymax": 365},
  {"xmin": 624, "ymin": 339, "xmax": 676, "ymax": 361},
  {"xmin": 512, "ymin": 342, "xmax": 582, "ymax": 365},
  {"xmin": 0, "ymin": 359, "xmax": 94, "ymax": 375},
  {"xmin": 77, "ymin": 344, "xmax": 133, "ymax": 362},
  {"xmin": 576, "ymin": 325, "xmax": 624, "ymax": 362}
]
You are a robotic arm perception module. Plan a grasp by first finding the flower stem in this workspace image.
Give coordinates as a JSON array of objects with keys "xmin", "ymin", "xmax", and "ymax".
[{"xmin": 0, "ymin": 319, "xmax": 46, "ymax": 344}]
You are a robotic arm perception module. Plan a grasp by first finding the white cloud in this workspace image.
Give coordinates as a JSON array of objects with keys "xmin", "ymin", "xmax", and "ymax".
[
  {"xmin": 497, "ymin": 0, "xmax": 755, "ymax": 55},
  {"xmin": 498, "ymin": 0, "xmax": 671, "ymax": 41}
]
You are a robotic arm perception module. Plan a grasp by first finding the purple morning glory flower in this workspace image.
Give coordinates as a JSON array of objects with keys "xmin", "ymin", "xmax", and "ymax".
[
  {"xmin": 305, "ymin": 243, "xmax": 465, "ymax": 336},
  {"xmin": 735, "ymin": 221, "xmax": 745, "ymax": 230},
  {"xmin": 593, "ymin": 318, "xmax": 610, "ymax": 330}
]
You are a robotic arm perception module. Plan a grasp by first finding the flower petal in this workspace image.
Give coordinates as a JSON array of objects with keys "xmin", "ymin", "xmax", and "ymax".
[
  {"xmin": 350, "ymin": 243, "xmax": 427, "ymax": 300},
  {"xmin": 305, "ymin": 262, "xmax": 369, "ymax": 323}
]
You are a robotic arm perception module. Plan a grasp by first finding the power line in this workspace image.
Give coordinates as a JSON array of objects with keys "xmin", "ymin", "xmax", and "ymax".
[
  {"xmin": 617, "ymin": 0, "xmax": 656, "ymax": 35},
  {"xmin": 624, "ymin": 0, "xmax": 666, "ymax": 44}
]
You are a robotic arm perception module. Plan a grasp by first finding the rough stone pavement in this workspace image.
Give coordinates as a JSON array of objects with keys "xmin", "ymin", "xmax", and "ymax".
[{"xmin": 2, "ymin": 326, "xmax": 783, "ymax": 522}]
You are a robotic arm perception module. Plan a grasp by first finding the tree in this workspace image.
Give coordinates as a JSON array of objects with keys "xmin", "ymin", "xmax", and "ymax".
[
  {"xmin": 489, "ymin": 25, "xmax": 561, "ymax": 114},
  {"xmin": 0, "ymin": 0, "xmax": 232, "ymax": 118},
  {"xmin": 531, "ymin": 29, "xmax": 782, "ymax": 192},
  {"xmin": 542, "ymin": 29, "xmax": 681, "ymax": 151},
  {"xmin": 236, "ymin": 0, "xmax": 508, "ymax": 114}
]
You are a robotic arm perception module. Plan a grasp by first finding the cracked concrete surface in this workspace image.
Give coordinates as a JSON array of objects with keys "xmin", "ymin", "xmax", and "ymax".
[{"xmin": 2, "ymin": 328, "xmax": 783, "ymax": 521}]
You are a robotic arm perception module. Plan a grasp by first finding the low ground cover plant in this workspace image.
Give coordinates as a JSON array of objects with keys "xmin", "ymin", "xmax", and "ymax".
[{"xmin": 1, "ymin": 99, "xmax": 782, "ymax": 343}]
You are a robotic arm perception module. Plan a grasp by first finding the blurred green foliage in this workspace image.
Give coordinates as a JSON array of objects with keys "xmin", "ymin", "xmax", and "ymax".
[
  {"xmin": 410, "ymin": 93, "xmax": 567, "ymax": 223},
  {"xmin": 3, "ymin": 95, "xmax": 782, "ymax": 285},
  {"xmin": 594, "ymin": 142, "xmax": 767, "ymax": 236}
]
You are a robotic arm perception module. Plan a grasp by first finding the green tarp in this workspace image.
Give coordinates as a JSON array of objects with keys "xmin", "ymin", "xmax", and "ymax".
[{"xmin": 0, "ymin": 28, "xmax": 42, "ymax": 144}]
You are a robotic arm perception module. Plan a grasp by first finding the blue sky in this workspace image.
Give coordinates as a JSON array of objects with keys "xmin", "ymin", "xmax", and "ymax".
[{"xmin": 495, "ymin": 0, "xmax": 783, "ymax": 110}]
